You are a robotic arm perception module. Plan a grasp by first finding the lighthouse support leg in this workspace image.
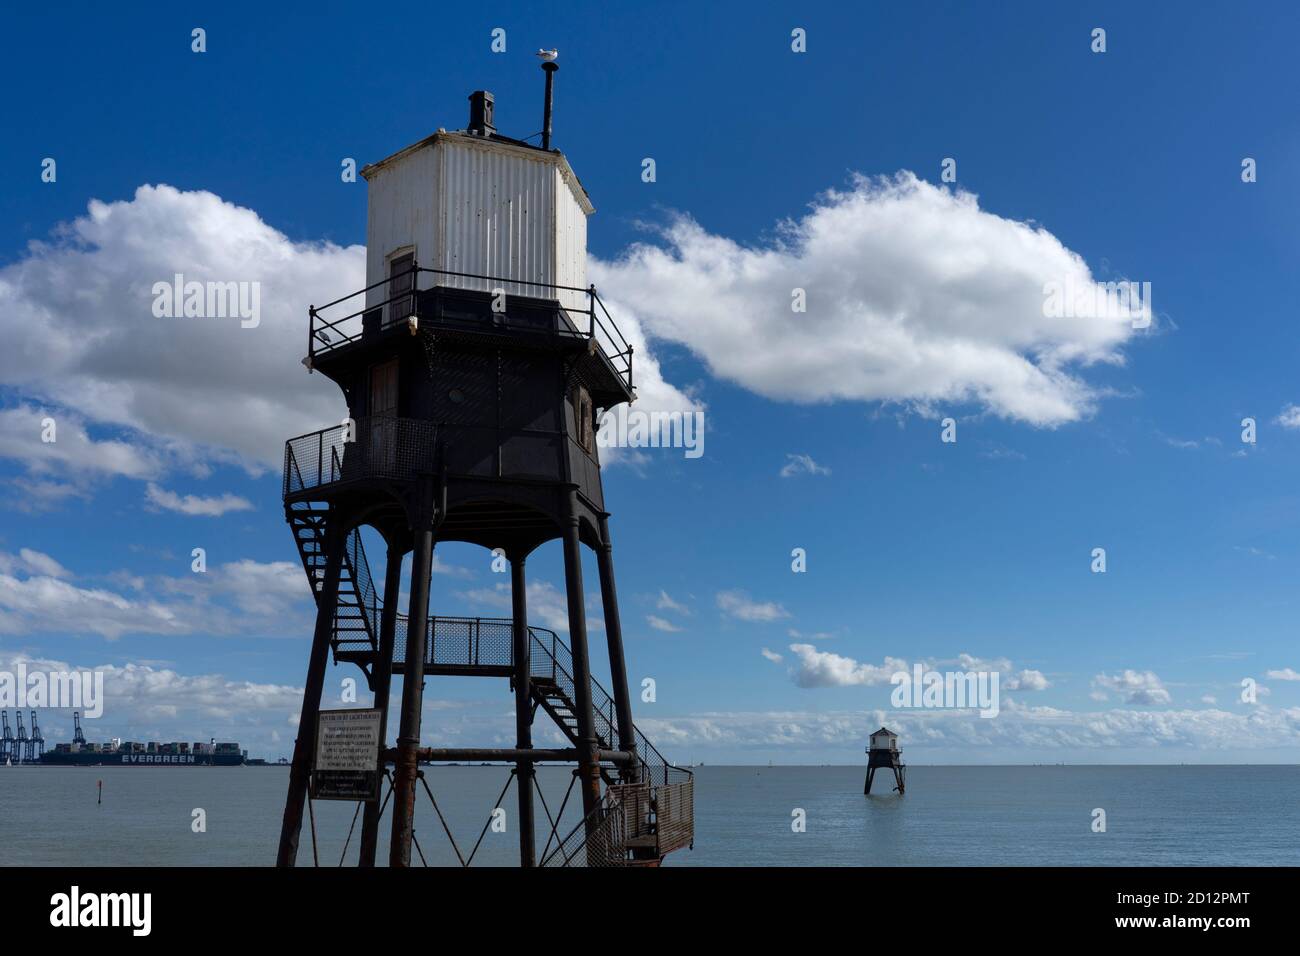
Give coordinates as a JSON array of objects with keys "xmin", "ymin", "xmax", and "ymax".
[
  {"xmin": 389, "ymin": 527, "xmax": 434, "ymax": 867},
  {"xmin": 358, "ymin": 544, "xmax": 403, "ymax": 866},
  {"xmin": 596, "ymin": 515, "xmax": 638, "ymax": 782},
  {"xmin": 277, "ymin": 525, "xmax": 344, "ymax": 867},
  {"xmin": 511, "ymin": 554, "xmax": 536, "ymax": 867},
  {"xmin": 561, "ymin": 491, "xmax": 603, "ymax": 825}
]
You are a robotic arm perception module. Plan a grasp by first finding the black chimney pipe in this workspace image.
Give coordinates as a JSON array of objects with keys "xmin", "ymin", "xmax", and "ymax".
[
  {"xmin": 468, "ymin": 90, "xmax": 495, "ymax": 136},
  {"xmin": 541, "ymin": 61, "xmax": 558, "ymax": 150}
]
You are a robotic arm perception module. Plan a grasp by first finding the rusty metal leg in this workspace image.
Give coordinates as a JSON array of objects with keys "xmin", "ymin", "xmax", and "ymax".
[
  {"xmin": 511, "ymin": 554, "xmax": 536, "ymax": 867},
  {"xmin": 277, "ymin": 525, "xmax": 344, "ymax": 867},
  {"xmin": 358, "ymin": 544, "xmax": 403, "ymax": 867},
  {"xmin": 560, "ymin": 491, "xmax": 602, "ymax": 824},
  {"xmin": 595, "ymin": 515, "xmax": 638, "ymax": 782},
  {"xmin": 389, "ymin": 528, "xmax": 434, "ymax": 867}
]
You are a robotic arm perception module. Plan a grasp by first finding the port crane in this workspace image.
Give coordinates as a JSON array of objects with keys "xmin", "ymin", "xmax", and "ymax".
[
  {"xmin": 73, "ymin": 711, "xmax": 86, "ymax": 745},
  {"xmin": 0, "ymin": 711, "xmax": 14, "ymax": 762},
  {"xmin": 27, "ymin": 711, "xmax": 44, "ymax": 761},
  {"xmin": 14, "ymin": 712, "xmax": 28, "ymax": 765}
]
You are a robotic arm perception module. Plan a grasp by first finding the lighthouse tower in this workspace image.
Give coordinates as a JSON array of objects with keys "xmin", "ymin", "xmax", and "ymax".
[
  {"xmin": 276, "ymin": 61, "xmax": 692, "ymax": 868},
  {"xmin": 864, "ymin": 727, "xmax": 906, "ymax": 795}
]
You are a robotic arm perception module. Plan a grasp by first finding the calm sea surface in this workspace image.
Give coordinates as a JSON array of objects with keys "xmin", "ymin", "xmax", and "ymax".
[{"xmin": 1, "ymin": 765, "xmax": 1295, "ymax": 866}]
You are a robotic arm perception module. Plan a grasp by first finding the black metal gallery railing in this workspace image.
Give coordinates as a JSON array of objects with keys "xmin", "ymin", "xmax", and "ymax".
[
  {"xmin": 283, "ymin": 417, "xmax": 437, "ymax": 497},
  {"xmin": 305, "ymin": 263, "xmax": 633, "ymax": 391}
]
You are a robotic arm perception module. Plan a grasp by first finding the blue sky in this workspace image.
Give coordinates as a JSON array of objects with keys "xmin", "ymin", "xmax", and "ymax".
[{"xmin": 3, "ymin": 1, "xmax": 1300, "ymax": 763}]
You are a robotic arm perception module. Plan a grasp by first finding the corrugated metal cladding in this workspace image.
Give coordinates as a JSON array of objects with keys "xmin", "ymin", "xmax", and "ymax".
[
  {"xmin": 364, "ymin": 134, "xmax": 590, "ymax": 309},
  {"xmin": 364, "ymin": 146, "xmax": 440, "ymax": 311},
  {"xmin": 553, "ymin": 165, "xmax": 589, "ymax": 319},
  {"xmin": 439, "ymin": 139, "xmax": 554, "ymax": 298}
]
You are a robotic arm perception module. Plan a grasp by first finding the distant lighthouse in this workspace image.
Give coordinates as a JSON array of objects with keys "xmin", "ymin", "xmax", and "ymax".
[{"xmin": 864, "ymin": 726, "xmax": 906, "ymax": 795}]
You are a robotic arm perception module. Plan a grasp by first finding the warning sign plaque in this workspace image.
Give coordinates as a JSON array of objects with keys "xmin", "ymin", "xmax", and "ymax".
[{"xmin": 310, "ymin": 708, "xmax": 382, "ymax": 801}]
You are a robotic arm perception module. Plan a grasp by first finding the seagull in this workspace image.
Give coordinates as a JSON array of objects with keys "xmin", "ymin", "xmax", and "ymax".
[{"xmin": 536, "ymin": 49, "xmax": 558, "ymax": 62}]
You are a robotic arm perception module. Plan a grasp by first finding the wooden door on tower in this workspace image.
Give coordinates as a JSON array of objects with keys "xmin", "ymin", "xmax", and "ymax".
[
  {"xmin": 387, "ymin": 252, "xmax": 415, "ymax": 327},
  {"xmin": 369, "ymin": 358, "xmax": 399, "ymax": 474}
]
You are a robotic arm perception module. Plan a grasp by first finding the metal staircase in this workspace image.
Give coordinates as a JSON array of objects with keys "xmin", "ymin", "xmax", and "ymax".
[{"xmin": 286, "ymin": 502, "xmax": 380, "ymax": 674}]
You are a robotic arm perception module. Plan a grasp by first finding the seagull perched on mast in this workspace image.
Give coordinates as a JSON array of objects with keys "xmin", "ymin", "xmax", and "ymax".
[{"xmin": 536, "ymin": 48, "xmax": 558, "ymax": 62}]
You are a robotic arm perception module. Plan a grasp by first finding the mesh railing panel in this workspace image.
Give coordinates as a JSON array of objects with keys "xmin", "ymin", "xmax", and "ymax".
[
  {"xmin": 540, "ymin": 794, "xmax": 629, "ymax": 868},
  {"xmin": 654, "ymin": 779, "xmax": 694, "ymax": 855},
  {"xmin": 283, "ymin": 417, "xmax": 437, "ymax": 497}
]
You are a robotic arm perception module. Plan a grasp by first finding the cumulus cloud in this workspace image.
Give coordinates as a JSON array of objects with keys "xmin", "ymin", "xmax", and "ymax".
[
  {"xmin": 0, "ymin": 650, "xmax": 303, "ymax": 754},
  {"xmin": 0, "ymin": 405, "xmax": 163, "ymax": 507},
  {"xmin": 593, "ymin": 173, "xmax": 1140, "ymax": 427},
  {"xmin": 0, "ymin": 547, "xmax": 313, "ymax": 641},
  {"xmin": 1004, "ymin": 669, "xmax": 1051, "ymax": 691},
  {"xmin": 646, "ymin": 614, "xmax": 681, "ymax": 633},
  {"xmin": 1275, "ymin": 405, "xmax": 1300, "ymax": 429},
  {"xmin": 0, "ymin": 548, "xmax": 71, "ymax": 579},
  {"xmin": 0, "ymin": 186, "xmax": 359, "ymax": 472},
  {"xmin": 457, "ymin": 580, "xmax": 601, "ymax": 634},
  {"xmin": 716, "ymin": 589, "xmax": 790, "ymax": 623},
  {"xmin": 786, "ymin": 644, "xmax": 907, "ymax": 688},
  {"xmin": 1266, "ymin": 668, "xmax": 1300, "ymax": 681},
  {"xmin": 952, "ymin": 654, "xmax": 1050, "ymax": 691},
  {"xmin": 761, "ymin": 647, "xmax": 783, "ymax": 663},
  {"xmin": 0, "ymin": 567, "xmax": 190, "ymax": 641},
  {"xmin": 145, "ymin": 482, "xmax": 253, "ymax": 517},
  {"xmin": 636, "ymin": 702, "xmax": 1300, "ymax": 759},
  {"xmin": 779, "ymin": 453, "xmax": 831, "ymax": 478},
  {"xmin": 1092, "ymin": 670, "xmax": 1172, "ymax": 706}
]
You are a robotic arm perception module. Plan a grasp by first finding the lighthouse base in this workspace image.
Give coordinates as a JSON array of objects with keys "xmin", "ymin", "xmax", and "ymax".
[{"xmin": 864, "ymin": 752, "xmax": 906, "ymax": 795}]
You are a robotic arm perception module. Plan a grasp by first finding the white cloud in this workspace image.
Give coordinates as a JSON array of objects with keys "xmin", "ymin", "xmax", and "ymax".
[
  {"xmin": 1004, "ymin": 669, "xmax": 1051, "ymax": 691},
  {"xmin": 761, "ymin": 647, "xmax": 783, "ymax": 663},
  {"xmin": 646, "ymin": 614, "xmax": 681, "ymax": 633},
  {"xmin": 212, "ymin": 560, "xmax": 306, "ymax": 617},
  {"xmin": 145, "ymin": 482, "xmax": 253, "ymax": 517},
  {"xmin": 1092, "ymin": 670, "xmax": 1172, "ymax": 706},
  {"xmin": 430, "ymin": 554, "xmax": 475, "ymax": 579},
  {"xmin": 0, "ymin": 186, "xmax": 360, "ymax": 472},
  {"xmin": 0, "ymin": 548, "xmax": 72, "ymax": 579},
  {"xmin": 716, "ymin": 589, "xmax": 790, "ymax": 623},
  {"xmin": 655, "ymin": 590, "xmax": 690, "ymax": 615},
  {"xmin": 1275, "ymin": 405, "xmax": 1300, "ymax": 429},
  {"xmin": 593, "ymin": 173, "xmax": 1141, "ymax": 427},
  {"xmin": 0, "ymin": 548, "xmax": 313, "ymax": 641},
  {"xmin": 457, "ymin": 580, "xmax": 600, "ymax": 634},
  {"xmin": 0, "ymin": 570, "xmax": 189, "ymax": 641},
  {"xmin": 787, "ymin": 643, "xmax": 906, "ymax": 688},
  {"xmin": 0, "ymin": 651, "xmax": 303, "ymax": 756},
  {"xmin": 636, "ymin": 702, "xmax": 1300, "ymax": 759},
  {"xmin": 0, "ymin": 404, "xmax": 162, "ymax": 486},
  {"xmin": 1266, "ymin": 668, "xmax": 1300, "ymax": 681},
  {"xmin": 956, "ymin": 653, "xmax": 1013, "ymax": 672},
  {"xmin": 779, "ymin": 453, "xmax": 831, "ymax": 478}
]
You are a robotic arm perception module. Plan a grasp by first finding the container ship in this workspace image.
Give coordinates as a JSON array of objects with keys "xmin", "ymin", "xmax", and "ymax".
[
  {"xmin": 39, "ymin": 740, "xmax": 247, "ymax": 767},
  {"xmin": 2, "ymin": 710, "xmax": 248, "ymax": 767}
]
